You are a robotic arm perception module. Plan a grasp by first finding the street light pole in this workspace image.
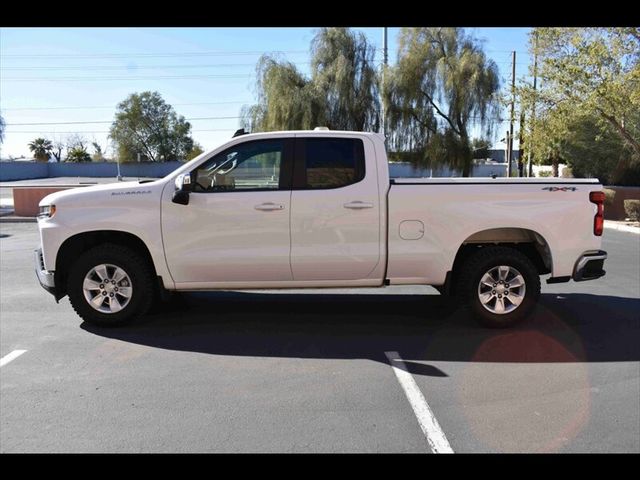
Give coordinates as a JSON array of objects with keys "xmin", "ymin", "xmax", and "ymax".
[
  {"xmin": 116, "ymin": 155, "xmax": 122, "ymax": 181},
  {"xmin": 507, "ymin": 50, "xmax": 516, "ymax": 177},
  {"xmin": 381, "ymin": 27, "xmax": 388, "ymax": 138}
]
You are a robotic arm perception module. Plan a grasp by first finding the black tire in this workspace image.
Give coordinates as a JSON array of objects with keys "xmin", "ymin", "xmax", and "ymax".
[
  {"xmin": 67, "ymin": 244, "xmax": 154, "ymax": 327},
  {"xmin": 456, "ymin": 246, "xmax": 540, "ymax": 328}
]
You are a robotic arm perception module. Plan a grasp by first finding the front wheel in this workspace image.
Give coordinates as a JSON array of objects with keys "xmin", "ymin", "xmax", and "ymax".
[
  {"xmin": 67, "ymin": 244, "xmax": 154, "ymax": 327},
  {"xmin": 457, "ymin": 246, "xmax": 541, "ymax": 328}
]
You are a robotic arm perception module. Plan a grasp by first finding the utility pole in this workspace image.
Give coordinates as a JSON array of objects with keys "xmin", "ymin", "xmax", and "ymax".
[
  {"xmin": 518, "ymin": 110, "xmax": 525, "ymax": 177},
  {"xmin": 507, "ymin": 50, "xmax": 516, "ymax": 177},
  {"xmin": 527, "ymin": 31, "xmax": 538, "ymax": 178},
  {"xmin": 381, "ymin": 27, "xmax": 388, "ymax": 138}
]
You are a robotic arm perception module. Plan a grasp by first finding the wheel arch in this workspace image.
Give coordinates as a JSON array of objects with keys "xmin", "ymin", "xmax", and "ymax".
[
  {"xmin": 54, "ymin": 230, "xmax": 159, "ymax": 300},
  {"xmin": 446, "ymin": 227, "xmax": 552, "ymax": 296}
]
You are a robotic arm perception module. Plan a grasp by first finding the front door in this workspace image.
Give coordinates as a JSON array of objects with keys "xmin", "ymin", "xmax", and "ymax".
[{"xmin": 162, "ymin": 137, "xmax": 294, "ymax": 285}]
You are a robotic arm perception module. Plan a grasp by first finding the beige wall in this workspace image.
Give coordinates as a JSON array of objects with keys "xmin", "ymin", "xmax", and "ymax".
[
  {"xmin": 12, "ymin": 187, "xmax": 74, "ymax": 217},
  {"xmin": 605, "ymin": 186, "xmax": 640, "ymax": 220}
]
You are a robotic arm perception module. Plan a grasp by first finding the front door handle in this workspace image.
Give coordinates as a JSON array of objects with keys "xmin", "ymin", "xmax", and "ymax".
[
  {"xmin": 254, "ymin": 202, "xmax": 284, "ymax": 211},
  {"xmin": 344, "ymin": 201, "xmax": 374, "ymax": 210}
]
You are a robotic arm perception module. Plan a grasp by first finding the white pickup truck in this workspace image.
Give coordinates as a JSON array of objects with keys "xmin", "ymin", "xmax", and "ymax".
[{"xmin": 35, "ymin": 129, "xmax": 608, "ymax": 328}]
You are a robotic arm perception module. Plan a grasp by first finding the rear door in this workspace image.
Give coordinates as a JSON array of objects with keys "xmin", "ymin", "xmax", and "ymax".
[{"xmin": 290, "ymin": 135, "xmax": 381, "ymax": 281}]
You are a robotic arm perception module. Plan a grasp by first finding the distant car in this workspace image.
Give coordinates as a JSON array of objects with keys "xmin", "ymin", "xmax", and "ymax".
[{"xmin": 35, "ymin": 129, "xmax": 607, "ymax": 328}]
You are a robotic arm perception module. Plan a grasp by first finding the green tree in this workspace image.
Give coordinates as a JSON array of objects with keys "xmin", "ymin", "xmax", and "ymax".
[
  {"xmin": 384, "ymin": 28, "xmax": 501, "ymax": 176},
  {"xmin": 28, "ymin": 137, "xmax": 52, "ymax": 162},
  {"xmin": 185, "ymin": 142, "xmax": 204, "ymax": 161},
  {"xmin": 243, "ymin": 28, "xmax": 379, "ymax": 132},
  {"xmin": 524, "ymin": 108, "xmax": 567, "ymax": 177},
  {"xmin": 109, "ymin": 91, "xmax": 194, "ymax": 162},
  {"xmin": 520, "ymin": 28, "xmax": 640, "ymax": 176},
  {"xmin": 560, "ymin": 113, "xmax": 631, "ymax": 184}
]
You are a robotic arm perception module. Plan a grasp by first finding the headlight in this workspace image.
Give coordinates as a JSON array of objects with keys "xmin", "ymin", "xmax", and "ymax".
[{"xmin": 37, "ymin": 205, "xmax": 56, "ymax": 219}]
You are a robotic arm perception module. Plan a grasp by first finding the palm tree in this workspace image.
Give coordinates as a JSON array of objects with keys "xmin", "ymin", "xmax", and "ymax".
[
  {"xmin": 28, "ymin": 137, "xmax": 53, "ymax": 162},
  {"xmin": 65, "ymin": 146, "xmax": 91, "ymax": 162}
]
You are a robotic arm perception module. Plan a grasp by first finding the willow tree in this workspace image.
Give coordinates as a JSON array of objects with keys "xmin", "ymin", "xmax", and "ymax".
[
  {"xmin": 243, "ymin": 28, "xmax": 379, "ymax": 132},
  {"xmin": 384, "ymin": 28, "xmax": 500, "ymax": 176},
  {"xmin": 310, "ymin": 27, "xmax": 379, "ymax": 131},
  {"xmin": 242, "ymin": 56, "xmax": 324, "ymax": 132}
]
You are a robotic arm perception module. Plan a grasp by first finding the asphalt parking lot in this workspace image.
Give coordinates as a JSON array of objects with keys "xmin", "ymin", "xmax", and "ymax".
[{"xmin": 1, "ymin": 222, "xmax": 638, "ymax": 453}]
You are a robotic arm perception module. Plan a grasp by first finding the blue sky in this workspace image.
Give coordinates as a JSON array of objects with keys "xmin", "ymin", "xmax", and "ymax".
[{"xmin": 0, "ymin": 27, "xmax": 532, "ymax": 159}]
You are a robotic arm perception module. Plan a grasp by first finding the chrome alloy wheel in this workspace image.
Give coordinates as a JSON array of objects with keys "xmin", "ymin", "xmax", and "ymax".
[
  {"xmin": 82, "ymin": 264, "xmax": 133, "ymax": 314},
  {"xmin": 477, "ymin": 265, "xmax": 526, "ymax": 315}
]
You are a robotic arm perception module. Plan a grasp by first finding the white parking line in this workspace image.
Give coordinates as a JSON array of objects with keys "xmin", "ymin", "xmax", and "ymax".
[
  {"xmin": 0, "ymin": 350, "xmax": 27, "ymax": 367},
  {"xmin": 385, "ymin": 351, "xmax": 454, "ymax": 454}
]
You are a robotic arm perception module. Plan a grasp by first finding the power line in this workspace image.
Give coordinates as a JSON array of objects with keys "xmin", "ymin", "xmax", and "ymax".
[
  {"xmin": 1, "ymin": 101, "xmax": 251, "ymax": 111},
  {"xmin": 6, "ymin": 116, "xmax": 242, "ymax": 126},
  {"xmin": 1, "ymin": 62, "xmax": 312, "ymax": 71},
  {"xmin": 1, "ymin": 74, "xmax": 254, "ymax": 82},
  {"xmin": 0, "ymin": 50, "xmax": 309, "ymax": 59},
  {"xmin": 6, "ymin": 129, "xmax": 236, "ymax": 134}
]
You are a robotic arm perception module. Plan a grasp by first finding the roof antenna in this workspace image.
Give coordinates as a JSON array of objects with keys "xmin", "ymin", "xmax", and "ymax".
[{"xmin": 233, "ymin": 128, "xmax": 247, "ymax": 138}]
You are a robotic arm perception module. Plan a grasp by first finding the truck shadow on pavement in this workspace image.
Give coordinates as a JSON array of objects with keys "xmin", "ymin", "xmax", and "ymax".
[{"xmin": 81, "ymin": 292, "xmax": 640, "ymax": 375}]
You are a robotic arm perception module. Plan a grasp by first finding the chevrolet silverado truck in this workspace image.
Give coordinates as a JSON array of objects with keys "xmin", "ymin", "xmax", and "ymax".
[{"xmin": 35, "ymin": 129, "xmax": 608, "ymax": 328}]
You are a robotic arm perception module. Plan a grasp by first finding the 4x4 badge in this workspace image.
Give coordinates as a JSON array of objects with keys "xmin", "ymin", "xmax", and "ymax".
[{"xmin": 542, "ymin": 186, "xmax": 577, "ymax": 192}]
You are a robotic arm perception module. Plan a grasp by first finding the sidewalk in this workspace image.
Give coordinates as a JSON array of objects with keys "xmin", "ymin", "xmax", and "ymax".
[{"xmin": 604, "ymin": 220, "xmax": 640, "ymax": 234}]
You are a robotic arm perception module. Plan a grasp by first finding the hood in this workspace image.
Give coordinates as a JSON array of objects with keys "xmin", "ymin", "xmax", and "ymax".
[{"xmin": 39, "ymin": 180, "xmax": 160, "ymax": 207}]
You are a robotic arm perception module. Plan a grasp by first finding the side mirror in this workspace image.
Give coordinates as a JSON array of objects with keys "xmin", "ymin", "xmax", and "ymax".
[{"xmin": 172, "ymin": 173, "xmax": 192, "ymax": 205}]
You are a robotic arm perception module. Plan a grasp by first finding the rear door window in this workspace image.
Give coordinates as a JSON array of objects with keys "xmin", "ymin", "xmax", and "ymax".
[{"xmin": 296, "ymin": 138, "xmax": 365, "ymax": 189}]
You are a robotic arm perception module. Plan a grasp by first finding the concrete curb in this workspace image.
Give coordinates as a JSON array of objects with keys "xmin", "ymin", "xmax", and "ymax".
[
  {"xmin": 0, "ymin": 210, "xmax": 37, "ymax": 223},
  {"xmin": 0, "ymin": 217, "xmax": 37, "ymax": 223},
  {"xmin": 604, "ymin": 221, "xmax": 640, "ymax": 234}
]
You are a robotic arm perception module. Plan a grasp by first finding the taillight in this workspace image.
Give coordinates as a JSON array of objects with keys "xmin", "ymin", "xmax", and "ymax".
[{"xmin": 590, "ymin": 191, "xmax": 605, "ymax": 236}]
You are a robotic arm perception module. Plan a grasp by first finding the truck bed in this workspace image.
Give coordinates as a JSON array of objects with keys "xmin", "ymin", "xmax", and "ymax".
[
  {"xmin": 391, "ymin": 177, "xmax": 601, "ymax": 184},
  {"xmin": 386, "ymin": 177, "xmax": 603, "ymax": 286}
]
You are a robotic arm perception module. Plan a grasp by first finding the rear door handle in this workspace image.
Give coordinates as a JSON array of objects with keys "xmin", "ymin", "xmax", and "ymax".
[
  {"xmin": 344, "ymin": 201, "xmax": 374, "ymax": 210},
  {"xmin": 254, "ymin": 202, "xmax": 284, "ymax": 211}
]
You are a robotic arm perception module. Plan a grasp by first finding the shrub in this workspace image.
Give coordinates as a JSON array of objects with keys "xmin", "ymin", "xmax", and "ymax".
[
  {"xmin": 624, "ymin": 199, "xmax": 640, "ymax": 221},
  {"xmin": 537, "ymin": 170, "xmax": 553, "ymax": 177},
  {"xmin": 603, "ymin": 188, "xmax": 616, "ymax": 206}
]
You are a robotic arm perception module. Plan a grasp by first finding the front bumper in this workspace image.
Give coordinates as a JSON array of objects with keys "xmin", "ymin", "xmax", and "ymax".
[
  {"xmin": 34, "ymin": 248, "xmax": 56, "ymax": 297},
  {"xmin": 573, "ymin": 250, "xmax": 607, "ymax": 282}
]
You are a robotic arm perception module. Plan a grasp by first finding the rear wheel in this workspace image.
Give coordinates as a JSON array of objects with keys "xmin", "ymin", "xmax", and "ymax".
[
  {"xmin": 457, "ymin": 246, "xmax": 540, "ymax": 328},
  {"xmin": 67, "ymin": 244, "xmax": 154, "ymax": 327}
]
